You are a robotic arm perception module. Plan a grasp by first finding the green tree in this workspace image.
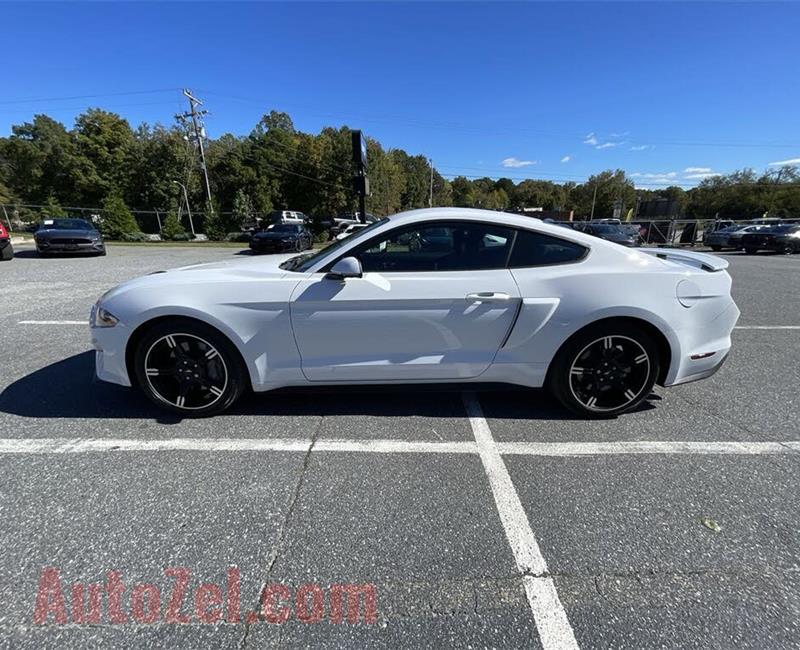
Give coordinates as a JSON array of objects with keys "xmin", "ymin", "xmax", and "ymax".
[
  {"xmin": 161, "ymin": 210, "xmax": 186, "ymax": 240},
  {"xmin": 231, "ymin": 188, "xmax": 256, "ymax": 229},
  {"xmin": 100, "ymin": 194, "xmax": 139, "ymax": 239},
  {"xmin": 42, "ymin": 195, "xmax": 67, "ymax": 218}
]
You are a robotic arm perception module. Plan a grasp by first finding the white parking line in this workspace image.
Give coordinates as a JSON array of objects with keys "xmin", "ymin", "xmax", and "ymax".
[
  {"xmin": 462, "ymin": 393, "xmax": 579, "ymax": 650},
  {"xmin": 734, "ymin": 326, "xmax": 800, "ymax": 330},
  {"xmin": 498, "ymin": 440, "xmax": 800, "ymax": 456},
  {"xmin": 0, "ymin": 438, "xmax": 477, "ymax": 455},
  {"xmin": 17, "ymin": 320, "xmax": 86, "ymax": 325},
  {"xmin": 0, "ymin": 438, "xmax": 796, "ymax": 457}
]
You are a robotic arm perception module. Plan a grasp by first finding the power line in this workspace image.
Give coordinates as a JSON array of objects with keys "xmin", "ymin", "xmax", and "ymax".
[
  {"xmin": 0, "ymin": 88, "xmax": 181, "ymax": 106},
  {"xmin": 260, "ymin": 162, "xmax": 346, "ymax": 189}
]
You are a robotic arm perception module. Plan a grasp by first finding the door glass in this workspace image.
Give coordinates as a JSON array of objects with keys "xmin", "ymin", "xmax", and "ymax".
[{"xmin": 353, "ymin": 222, "xmax": 514, "ymax": 272}]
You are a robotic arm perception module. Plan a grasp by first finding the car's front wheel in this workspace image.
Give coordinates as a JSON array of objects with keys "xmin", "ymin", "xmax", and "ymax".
[
  {"xmin": 744, "ymin": 247, "xmax": 758, "ymax": 255},
  {"xmin": 133, "ymin": 319, "xmax": 247, "ymax": 416},
  {"xmin": 548, "ymin": 322, "xmax": 660, "ymax": 418},
  {"xmin": 710, "ymin": 245, "xmax": 721, "ymax": 252}
]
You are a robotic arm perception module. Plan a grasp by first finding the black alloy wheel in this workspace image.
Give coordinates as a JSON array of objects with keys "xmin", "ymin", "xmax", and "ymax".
[
  {"xmin": 549, "ymin": 323, "xmax": 659, "ymax": 418},
  {"xmin": 133, "ymin": 320, "xmax": 247, "ymax": 416}
]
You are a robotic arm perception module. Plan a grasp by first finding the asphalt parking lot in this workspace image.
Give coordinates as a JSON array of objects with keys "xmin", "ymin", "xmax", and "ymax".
[{"xmin": 0, "ymin": 243, "xmax": 798, "ymax": 648}]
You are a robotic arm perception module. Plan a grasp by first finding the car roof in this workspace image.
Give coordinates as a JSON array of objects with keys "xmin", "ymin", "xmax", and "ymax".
[{"xmin": 380, "ymin": 208, "xmax": 611, "ymax": 249}]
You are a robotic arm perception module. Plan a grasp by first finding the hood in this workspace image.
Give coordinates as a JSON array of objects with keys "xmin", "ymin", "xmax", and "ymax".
[
  {"xmin": 36, "ymin": 228, "xmax": 100, "ymax": 239},
  {"xmin": 99, "ymin": 252, "xmax": 302, "ymax": 303},
  {"xmin": 253, "ymin": 230, "xmax": 299, "ymax": 240}
]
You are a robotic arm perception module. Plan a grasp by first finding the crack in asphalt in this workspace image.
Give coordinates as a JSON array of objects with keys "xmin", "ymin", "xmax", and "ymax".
[{"xmin": 238, "ymin": 415, "xmax": 324, "ymax": 650}]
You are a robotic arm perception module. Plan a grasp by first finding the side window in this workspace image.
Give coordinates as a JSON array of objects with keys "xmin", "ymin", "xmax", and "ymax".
[
  {"xmin": 509, "ymin": 229, "xmax": 587, "ymax": 268},
  {"xmin": 350, "ymin": 222, "xmax": 514, "ymax": 272}
]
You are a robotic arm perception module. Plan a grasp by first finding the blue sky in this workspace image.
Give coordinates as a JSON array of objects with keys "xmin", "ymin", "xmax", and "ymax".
[{"xmin": 2, "ymin": 2, "xmax": 799, "ymax": 188}]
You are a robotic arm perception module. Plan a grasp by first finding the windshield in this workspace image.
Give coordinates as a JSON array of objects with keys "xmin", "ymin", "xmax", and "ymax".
[
  {"xmin": 280, "ymin": 218, "xmax": 389, "ymax": 272},
  {"xmin": 769, "ymin": 224, "xmax": 798, "ymax": 233},
  {"xmin": 41, "ymin": 218, "xmax": 94, "ymax": 230},
  {"xmin": 269, "ymin": 224, "xmax": 300, "ymax": 233},
  {"xmin": 592, "ymin": 224, "xmax": 624, "ymax": 234}
]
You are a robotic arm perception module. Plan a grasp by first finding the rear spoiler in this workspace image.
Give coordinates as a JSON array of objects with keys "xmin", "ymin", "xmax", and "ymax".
[{"xmin": 638, "ymin": 248, "xmax": 729, "ymax": 272}]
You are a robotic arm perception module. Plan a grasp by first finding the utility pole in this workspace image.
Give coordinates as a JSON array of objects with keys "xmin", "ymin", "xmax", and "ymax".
[
  {"xmin": 590, "ymin": 183, "xmax": 598, "ymax": 219},
  {"xmin": 429, "ymin": 158, "xmax": 434, "ymax": 208},
  {"xmin": 176, "ymin": 89, "xmax": 213, "ymax": 213}
]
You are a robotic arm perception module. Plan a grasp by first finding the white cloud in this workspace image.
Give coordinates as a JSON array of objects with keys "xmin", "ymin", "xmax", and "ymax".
[
  {"xmin": 768, "ymin": 157, "xmax": 800, "ymax": 166},
  {"xmin": 684, "ymin": 167, "xmax": 711, "ymax": 173},
  {"xmin": 560, "ymin": 155, "xmax": 571, "ymax": 163},
  {"xmin": 684, "ymin": 172, "xmax": 719, "ymax": 179},
  {"xmin": 583, "ymin": 132, "xmax": 598, "ymax": 145},
  {"xmin": 595, "ymin": 142, "xmax": 619, "ymax": 150},
  {"xmin": 629, "ymin": 145, "xmax": 650, "ymax": 151},
  {"xmin": 631, "ymin": 172, "xmax": 678, "ymax": 180},
  {"xmin": 501, "ymin": 157, "xmax": 536, "ymax": 168}
]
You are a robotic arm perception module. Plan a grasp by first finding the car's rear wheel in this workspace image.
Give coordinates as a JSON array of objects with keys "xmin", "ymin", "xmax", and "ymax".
[
  {"xmin": 744, "ymin": 247, "xmax": 758, "ymax": 255},
  {"xmin": 710, "ymin": 245, "xmax": 721, "ymax": 251},
  {"xmin": 133, "ymin": 320, "xmax": 247, "ymax": 416},
  {"xmin": 781, "ymin": 243, "xmax": 793, "ymax": 255},
  {"xmin": 548, "ymin": 323, "xmax": 660, "ymax": 418},
  {"xmin": 0, "ymin": 244, "xmax": 12, "ymax": 261}
]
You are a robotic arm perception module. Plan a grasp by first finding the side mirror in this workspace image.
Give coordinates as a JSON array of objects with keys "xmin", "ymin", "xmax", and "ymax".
[{"xmin": 325, "ymin": 256, "xmax": 362, "ymax": 280}]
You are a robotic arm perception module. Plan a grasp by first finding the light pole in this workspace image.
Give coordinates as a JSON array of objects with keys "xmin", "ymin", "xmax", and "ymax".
[
  {"xmin": 590, "ymin": 183, "xmax": 599, "ymax": 220},
  {"xmin": 172, "ymin": 180, "xmax": 195, "ymax": 235},
  {"xmin": 429, "ymin": 158, "xmax": 434, "ymax": 208}
]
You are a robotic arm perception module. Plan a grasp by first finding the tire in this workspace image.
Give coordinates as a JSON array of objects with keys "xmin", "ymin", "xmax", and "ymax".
[
  {"xmin": 781, "ymin": 244, "xmax": 793, "ymax": 255},
  {"xmin": 547, "ymin": 322, "xmax": 660, "ymax": 418},
  {"xmin": 744, "ymin": 247, "xmax": 758, "ymax": 255},
  {"xmin": 0, "ymin": 243, "xmax": 12, "ymax": 261},
  {"xmin": 710, "ymin": 245, "xmax": 721, "ymax": 252},
  {"xmin": 133, "ymin": 319, "xmax": 248, "ymax": 416},
  {"xmin": 37, "ymin": 249, "xmax": 50, "ymax": 258}
]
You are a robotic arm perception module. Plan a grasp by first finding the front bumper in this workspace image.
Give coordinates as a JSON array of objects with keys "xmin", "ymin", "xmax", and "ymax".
[
  {"xmin": 250, "ymin": 240, "xmax": 296, "ymax": 253},
  {"xmin": 91, "ymin": 321, "xmax": 132, "ymax": 387},
  {"xmin": 37, "ymin": 240, "xmax": 105, "ymax": 254}
]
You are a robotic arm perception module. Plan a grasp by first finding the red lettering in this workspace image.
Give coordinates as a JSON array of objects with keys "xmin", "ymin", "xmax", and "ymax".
[
  {"xmin": 164, "ymin": 567, "xmax": 191, "ymax": 623},
  {"xmin": 194, "ymin": 583, "xmax": 223, "ymax": 624},
  {"xmin": 131, "ymin": 584, "xmax": 161, "ymax": 623},
  {"xmin": 261, "ymin": 584, "xmax": 291, "ymax": 624},
  {"xmin": 33, "ymin": 568, "xmax": 67, "ymax": 624},
  {"xmin": 226, "ymin": 567, "xmax": 241, "ymax": 623},
  {"xmin": 330, "ymin": 584, "xmax": 377, "ymax": 624},
  {"xmin": 295, "ymin": 584, "xmax": 324, "ymax": 623},
  {"xmin": 106, "ymin": 570, "xmax": 128, "ymax": 623}
]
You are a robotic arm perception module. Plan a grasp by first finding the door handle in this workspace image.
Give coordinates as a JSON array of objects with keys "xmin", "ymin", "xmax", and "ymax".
[{"xmin": 465, "ymin": 292, "xmax": 511, "ymax": 303}]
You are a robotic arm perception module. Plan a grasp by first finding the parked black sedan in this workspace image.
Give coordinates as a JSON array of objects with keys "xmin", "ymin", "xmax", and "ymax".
[
  {"xmin": 249, "ymin": 223, "xmax": 313, "ymax": 254},
  {"xmin": 34, "ymin": 218, "xmax": 105, "ymax": 256},
  {"xmin": 742, "ymin": 224, "xmax": 800, "ymax": 254},
  {"xmin": 578, "ymin": 223, "xmax": 638, "ymax": 247}
]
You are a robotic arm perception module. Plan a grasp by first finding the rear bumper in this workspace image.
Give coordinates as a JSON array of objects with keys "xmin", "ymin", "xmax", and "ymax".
[{"xmin": 665, "ymin": 301, "xmax": 739, "ymax": 387}]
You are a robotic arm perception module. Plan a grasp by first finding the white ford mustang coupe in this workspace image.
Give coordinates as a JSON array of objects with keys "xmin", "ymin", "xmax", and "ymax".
[{"xmin": 91, "ymin": 208, "xmax": 739, "ymax": 417}]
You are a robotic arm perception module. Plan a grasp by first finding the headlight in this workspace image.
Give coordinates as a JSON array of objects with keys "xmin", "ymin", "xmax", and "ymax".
[{"xmin": 91, "ymin": 303, "xmax": 119, "ymax": 328}]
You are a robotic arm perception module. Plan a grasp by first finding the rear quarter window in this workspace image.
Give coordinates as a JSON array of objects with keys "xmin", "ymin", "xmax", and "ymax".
[{"xmin": 509, "ymin": 229, "xmax": 588, "ymax": 268}]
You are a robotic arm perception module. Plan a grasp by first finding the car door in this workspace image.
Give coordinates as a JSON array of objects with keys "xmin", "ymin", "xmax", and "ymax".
[{"xmin": 289, "ymin": 221, "xmax": 521, "ymax": 382}]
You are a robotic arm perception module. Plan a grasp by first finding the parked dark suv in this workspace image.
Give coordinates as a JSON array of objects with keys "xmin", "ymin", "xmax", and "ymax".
[{"xmin": 0, "ymin": 222, "xmax": 13, "ymax": 261}]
